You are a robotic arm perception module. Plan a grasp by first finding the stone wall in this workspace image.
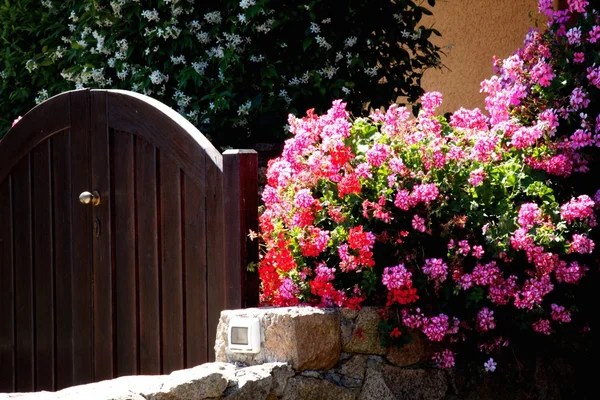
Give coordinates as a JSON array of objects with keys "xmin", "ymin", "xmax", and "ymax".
[{"xmin": 2, "ymin": 307, "xmax": 590, "ymax": 400}]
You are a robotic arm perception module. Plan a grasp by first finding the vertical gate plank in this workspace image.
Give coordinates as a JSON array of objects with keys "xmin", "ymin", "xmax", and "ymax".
[
  {"xmin": 183, "ymin": 165, "xmax": 208, "ymax": 367},
  {"xmin": 12, "ymin": 156, "xmax": 34, "ymax": 392},
  {"xmin": 53, "ymin": 132, "xmax": 74, "ymax": 389},
  {"xmin": 90, "ymin": 91, "xmax": 114, "ymax": 381},
  {"xmin": 112, "ymin": 130, "xmax": 138, "ymax": 376},
  {"xmin": 223, "ymin": 150, "xmax": 259, "ymax": 309},
  {"xmin": 160, "ymin": 155, "xmax": 184, "ymax": 372},
  {"xmin": 239, "ymin": 152, "xmax": 260, "ymax": 308},
  {"xmin": 70, "ymin": 90, "xmax": 93, "ymax": 386},
  {"xmin": 0, "ymin": 177, "xmax": 15, "ymax": 392},
  {"xmin": 32, "ymin": 141, "xmax": 55, "ymax": 391},
  {"xmin": 205, "ymin": 157, "xmax": 225, "ymax": 362},
  {"xmin": 136, "ymin": 139, "xmax": 160, "ymax": 375}
]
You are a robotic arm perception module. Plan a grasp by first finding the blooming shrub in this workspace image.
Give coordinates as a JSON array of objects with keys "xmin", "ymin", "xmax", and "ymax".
[
  {"xmin": 257, "ymin": 0, "xmax": 600, "ymax": 370},
  {"xmin": 0, "ymin": 0, "xmax": 442, "ymax": 147}
]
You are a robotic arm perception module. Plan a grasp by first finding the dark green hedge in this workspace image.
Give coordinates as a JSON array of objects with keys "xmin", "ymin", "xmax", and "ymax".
[{"xmin": 1, "ymin": 0, "xmax": 442, "ymax": 147}]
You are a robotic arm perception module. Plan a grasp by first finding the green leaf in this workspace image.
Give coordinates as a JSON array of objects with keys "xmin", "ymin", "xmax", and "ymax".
[{"xmin": 302, "ymin": 37, "xmax": 313, "ymax": 51}]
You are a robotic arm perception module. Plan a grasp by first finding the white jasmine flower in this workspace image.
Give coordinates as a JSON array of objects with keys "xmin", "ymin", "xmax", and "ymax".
[
  {"xmin": 344, "ymin": 36, "xmax": 357, "ymax": 48},
  {"xmin": 239, "ymin": 0, "xmax": 255, "ymax": 9},
  {"xmin": 192, "ymin": 61, "xmax": 208, "ymax": 75},
  {"xmin": 149, "ymin": 70, "xmax": 168, "ymax": 84},
  {"xmin": 204, "ymin": 11, "xmax": 222, "ymax": 24},
  {"xmin": 237, "ymin": 100, "xmax": 252, "ymax": 116},
  {"xmin": 364, "ymin": 66, "xmax": 379, "ymax": 77},
  {"xmin": 141, "ymin": 9, "xmax": 160, "ymax": 22}
]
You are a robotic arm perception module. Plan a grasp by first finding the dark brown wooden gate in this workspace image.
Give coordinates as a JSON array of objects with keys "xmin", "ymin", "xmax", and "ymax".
[{"xmin": 0, "ymin": 89, "xmax": 258, "ymax": 392}]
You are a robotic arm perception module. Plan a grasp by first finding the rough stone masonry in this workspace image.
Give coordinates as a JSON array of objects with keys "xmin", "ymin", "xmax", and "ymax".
[{"xmin": 1, "ymin": 306, "xmax": 577, "ymax": 400}]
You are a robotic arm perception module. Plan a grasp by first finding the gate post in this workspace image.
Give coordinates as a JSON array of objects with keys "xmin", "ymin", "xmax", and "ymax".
[{"xmin": 223, "ymin": 150, "xmax": 259, "ymax": 309}]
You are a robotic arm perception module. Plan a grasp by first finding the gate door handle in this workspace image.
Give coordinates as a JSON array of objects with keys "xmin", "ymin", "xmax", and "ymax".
[{"xmin": 79, "ymin": 191, "xmax": 102, "ymax": 206}]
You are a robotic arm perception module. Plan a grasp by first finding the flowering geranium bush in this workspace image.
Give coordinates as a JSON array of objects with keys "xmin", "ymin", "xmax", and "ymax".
[
  {"xmin": 257, "ymin": 0, "xmax": 600, "ymax": 371},
  {"xmin": 0, "ymin": 0, "xmax": 442, "ymax": 147}
]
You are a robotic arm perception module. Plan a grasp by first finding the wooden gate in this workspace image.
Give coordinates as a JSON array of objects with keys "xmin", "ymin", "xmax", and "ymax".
[{"xmin": 0, "ymin": 89, "xmax": 258, "ymax": 392}]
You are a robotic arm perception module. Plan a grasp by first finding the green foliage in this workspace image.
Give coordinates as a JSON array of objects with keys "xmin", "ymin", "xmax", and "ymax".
[{"xmin": 0, "ymin": 0, "xmax": 443, "ymax": 148}]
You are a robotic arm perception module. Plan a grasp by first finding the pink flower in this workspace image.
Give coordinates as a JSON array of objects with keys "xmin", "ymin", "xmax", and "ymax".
[
  {"xmin": 457, "ymin": 240, "xmax": 471, "ymax": 256},
  {"xmin": 568, "ymin": 234, "xmax": 595, "ymax": 254},
  {"xmin": 555, "ymin": 261, "xmax": 585, "ymax": 284},
  {"xmin": 472, "ymin": 262, "xmax": 501, "ymax": 286},
  {"xmin": 530, "ymin": 61, "xmax": 555, "ymax": 87},
  {"xmin": 278, "ymin": 278, "xmax": 299, "ymax": 301},
  {"xmin": 11, "ymin": 116, "xmax": 22, "ymax": 127},
  {"xmin": 468, "ymin": 169, "xmax": 487, "ymax": 187},
  {"xmin": 589, "ymin": 25, "xmax": 600, "ymax": 43},
  {"xmin": 570, "ymin": 87, "xmax": 589, "ymax": 110},
  {"xmin": 411, "ymin": 183, "xmax": 439, "ymax": 204},
  {"xmin": 550, "ymin": 304, "xmax": 572, "ymax": 323},
  {"xmin": 477, "ymin": 307, "xmax": 496, "ymax": 332},
  {"xmin": 422, "ymin": 314, "xmax": 449, "ymax": 341},
  {"xmin": 518, "ymin": 203, "xmax": 542, "ymax": 228},
  {"xmin": 566, "ymin": 27, "xmax": 582, "ymax": 45},
  {"xmin": 432, "ymin": 349, "xmax": 455, "ymax": 369},
  {"xmin": 366, "ymin": 143, "xmax": 391, "ymax": 167},
  {"xmin": 423, "ymin": 258, "xmax": 448, "ymax": 283},
  {"xmin": 471, "ymin": 245, "xmax": 485, "ymax": 259},
  {"xmin": 450, "ymin": 107, "xmax": 488, "ymax": 130},
  {"xmin": 315, "ymin": 264, "xmax": 335, "ymax": 281},
  {"xmin": 394, "ymin": 189, "xmax": 412, "ymax": 210},
  {"xmin": 412, "ymin": 214, "xmax": 426, "ymax": 232},
  {"xmin": 294, "ymin": 188, "xmax": 316, "ymax": 209},
  {"xmin": 514, "ymin": 276, "xmax": 554, "ymax": 309},
  {"xmin": 421, "ymin": 92, "xmax": 443, "ymax": 116},
  {"xmin": 532, "ymin": 319, "xmax": 552, "ymax": 335},
  {"xmin": 587, "ymin": 66, "xmax": 600, "ymax": 88},
  {"xmin": 511, "ymin": 126, "xmax": 543, "ymax": 149},
  {"xmin": 567, "ymin": 0, "xmax": 588, "ymax": 13},
  {"xmin": 489, "ymin": 275, "xmax": 518, "ymax": 305},
  {"xmin": 560, "ymin": 195, "xmax": 595, "ymax": 223},
  {"xmin": 538, "ymin": 0, "xmax": 554, "ymax": 16},
  {"xmin": 402, "ymin": 308, "xmax": 425, "ymax": 329},
  {"xmin": 382, "ymin": 264, "xmax": 412, "ymax": 289},
  {"xmin": 484, "ymin": 358, "xmax": 497, "ymax": 372}
]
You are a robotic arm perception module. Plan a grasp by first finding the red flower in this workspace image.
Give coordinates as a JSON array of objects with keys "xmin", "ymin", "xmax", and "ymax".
[
  {"xmin": 386, "ymin": 285, "xmax": 419, "ymax": 307},
  {"xmin": 338, "ymin": 173, "xmax": 361, "ymax": 198},
  {"xmin": 390, "ymin": 327, "xmax": 402, "ymax": 338},
  {"xmin": 344, "ymin": 295, "xmax": 364, "ymax": 310},
  {"xmin": 348, "ymin": 226, "xmax": 374, "ymax": 250}
]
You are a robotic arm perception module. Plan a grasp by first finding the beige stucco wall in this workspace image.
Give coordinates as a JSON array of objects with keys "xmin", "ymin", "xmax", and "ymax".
[{"xmin": 421, "ymin": 0, "xmax": 545, "ymax": 114}]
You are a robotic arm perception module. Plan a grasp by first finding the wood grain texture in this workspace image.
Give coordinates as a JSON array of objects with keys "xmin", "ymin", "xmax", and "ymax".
[
  {"xmin": 31, "ymin": 141, "xmax": 55, "ymax": 391},
  {"xmin": 112, "ymin": 130, "xmax": 138, "ymax": 377},
  {"xmin": 205, "ymin": 156, "xmax": 225, "ymax": 362},
  {"xmin": 135, "ymin": 138, "xmax": 161, "ymax": 375},
  {"xmin": 12, "ymin": 155, "xmax": 34, "ymax": 392},
  {"xmin": 90, "ymin": 91, "xmax": 114, "ymax": 381},
  {"xmin": 223, "ymin": 150, "xmax": 259, "ymax": 309},
  {"xmin": 69, "ymin": 90, "xmax": 93, "ymax": 386},
  {"xmin": 183, "ymin": 167, "xmax": 208, "ymax": 366},
  {"xmin": 0, "ymin": 92, "xmax": 70, "ymax": 184},
  {"xmin": 0, "ymin": 89, "xmax": 253, "ymax": 391},
  {"xmin": 0, "ymin": 177, "xmax": 15, "ymax": 392},
  {"xmin": 159, "ymin": 154, "xmax": 184, "ymax": 373},
  {"xmin": 52, "ymin": 131, "xmax": 74, "ymax": 389}
]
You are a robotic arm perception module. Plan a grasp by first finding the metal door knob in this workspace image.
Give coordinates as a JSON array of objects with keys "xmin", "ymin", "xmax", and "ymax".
[{"xmin": 79, "ymin": 191, "xmax": 101, "ymax": 206}]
